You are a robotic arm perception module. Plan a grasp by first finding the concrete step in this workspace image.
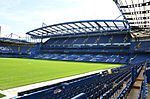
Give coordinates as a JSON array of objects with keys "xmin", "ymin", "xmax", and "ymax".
[
  {"xmin": 133, "ymin": 81, "xmax": 142, "ymax": 89},
  {"xmin": 127, "ymin": 88, "xmax": 139, "ymax": 99},
  {"xmin": 136, "ymin": 78, "xmax": 144, "ymax": 81}
]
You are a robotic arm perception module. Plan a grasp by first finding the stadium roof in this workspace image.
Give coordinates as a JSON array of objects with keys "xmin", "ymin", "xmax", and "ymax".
[
  {"xmin": 113, "ymin": 0, "xmax": 150, "ymax": 31},
  {"xmin": 26, "ymin": 20, "xmax": 130, "ymax": 38},
  {"xmin": 0, "ymin": 37, "xmax": 34, "ymax": 44}
]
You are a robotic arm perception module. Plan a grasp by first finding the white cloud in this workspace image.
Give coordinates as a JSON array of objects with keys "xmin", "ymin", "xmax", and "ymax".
[
  {"xmin": 0, "ymin": 0, "xmax": 22, "ymax": 12},
  {"xmin": 30, "ymin": 0, "xmax": 122, "ymax": 24},
  {"xmin": 0, "ymin": 24, "xmax": 11, "ymax": 37},
  {"xmin": 0, "ymin": 0, "xmax": 123, "ymax": 38}
]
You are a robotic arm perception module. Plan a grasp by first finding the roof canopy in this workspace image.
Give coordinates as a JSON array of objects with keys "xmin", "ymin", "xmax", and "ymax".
[
  {"xmin": 26, "ymin": 20, "xmax": 130, "ymax": 38},
  {"xmin": 114, "ymin": 0, "xmax": 150, "ymax": 30}
]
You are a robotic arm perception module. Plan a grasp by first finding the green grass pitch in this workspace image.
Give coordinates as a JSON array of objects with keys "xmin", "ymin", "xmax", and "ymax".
[{"xmin": 0, "ymin": 58, "xmax": 122, "ymax": 90}]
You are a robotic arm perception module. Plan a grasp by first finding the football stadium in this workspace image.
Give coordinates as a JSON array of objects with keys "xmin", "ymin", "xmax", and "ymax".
[{"xmin": 0, "ymin": 0, "xmax": 150, "ymax": 99}]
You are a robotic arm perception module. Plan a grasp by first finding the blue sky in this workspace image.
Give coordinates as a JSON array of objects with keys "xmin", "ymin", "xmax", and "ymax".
[{"xmin": 0, "ymin": 0, "xmax": 122, "ymax": 38}]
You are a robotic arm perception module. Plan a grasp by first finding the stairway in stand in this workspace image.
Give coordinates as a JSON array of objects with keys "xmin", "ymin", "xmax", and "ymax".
[{"xmin": 127, "ymin": 66, "xmax": 145, "ymax": 99}]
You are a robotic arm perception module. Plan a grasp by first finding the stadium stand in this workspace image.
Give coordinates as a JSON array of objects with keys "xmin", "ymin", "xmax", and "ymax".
[
  {"xmin": 32, "ymin": 28, "xmax": 131, "ymax": 64},
  {"xmin": 0, "ymin": 37, "xmax": 40, "ymax": 57},
  {"xmin": 0, "ymin": 0, "xmax": 150, "ymax": 99}
]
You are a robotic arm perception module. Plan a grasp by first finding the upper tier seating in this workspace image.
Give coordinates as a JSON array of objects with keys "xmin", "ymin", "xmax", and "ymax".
[{"xmin": 43, "ymin": 34, "xmax": 130, "ymax": 48}]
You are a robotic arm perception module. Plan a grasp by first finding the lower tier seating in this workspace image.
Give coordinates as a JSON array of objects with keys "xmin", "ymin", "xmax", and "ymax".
[
  {"xmin": 33, "ymin": 53, "xmax": 129, "ymax": 64},
  {"xmin": 129, "ymin": 54, "xmax": 150, "ymax": 64},
  {"xmin": 15, "ymin": 62, "xmax": 146, "ymax": 99}
]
